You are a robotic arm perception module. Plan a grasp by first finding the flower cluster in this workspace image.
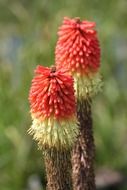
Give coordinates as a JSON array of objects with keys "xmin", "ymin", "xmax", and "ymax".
[
  {"xmin": 28, "ymin": 17, "xmax": 102, "ymax": 149},
  {"xmin": 29, "ymin": 66, "xmax": 78, "ymax": 149},
  {"xmin": 55, "ymin": 17, "xmax": 102, "ymax": 98}
]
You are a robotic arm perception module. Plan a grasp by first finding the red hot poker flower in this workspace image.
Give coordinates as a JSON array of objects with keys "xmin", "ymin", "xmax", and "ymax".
[
  {"xmin": 29, "ymin": 65, "xmax": 76, "ymax": 120},
  {"xmin": 28, "ymin": 65, "xmax": 78, "ymax": 149},
  {"xmin": 55, "ymin": 17, "xmax": 100, "ymax": 75},
  {"xmin": 55, "ymin": 17, "xmax": 102, "ymax": 98}
]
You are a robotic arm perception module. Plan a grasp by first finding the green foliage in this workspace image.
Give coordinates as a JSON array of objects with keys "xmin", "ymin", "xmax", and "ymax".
[{"xmin": 0, "ymin": 0, "xmax": 127, "ymax": 189}]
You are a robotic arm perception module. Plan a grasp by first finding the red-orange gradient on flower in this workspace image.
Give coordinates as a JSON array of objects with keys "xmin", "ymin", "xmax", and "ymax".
[
  {"xmin": 55, "ymin": 17, "xmax": 100, "ymax": 75},
  {"xmin": 29, "ymin": 65, "xmax": 76, "ymax": 120}
]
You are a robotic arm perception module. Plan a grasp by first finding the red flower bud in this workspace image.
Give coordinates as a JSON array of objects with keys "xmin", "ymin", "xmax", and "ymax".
[{"xmin": 55, "ymin": 17, "xmax": 100, "ymax": 75}]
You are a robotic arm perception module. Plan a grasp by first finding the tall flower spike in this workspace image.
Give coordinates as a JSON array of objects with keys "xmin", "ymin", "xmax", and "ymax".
[
  {"xmin": 28, "ymin": 65, "xmax": 78, "ymax": 149},
  {"xmin": 55, "ymin": 17, "xmax": 102, "ymax": 98},
  {"xmin": 55, "ymin": 17, "xmax": 102, "ymax": 190}
]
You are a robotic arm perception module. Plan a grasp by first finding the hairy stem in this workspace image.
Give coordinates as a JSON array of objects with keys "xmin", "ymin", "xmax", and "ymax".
[
  {"xmin": 44, "ymin": 148, "xmax": 72, "ymax": 190},
  {"xmin": 72, "ymin": 99, "xmax": 96, "ymax": 190}
]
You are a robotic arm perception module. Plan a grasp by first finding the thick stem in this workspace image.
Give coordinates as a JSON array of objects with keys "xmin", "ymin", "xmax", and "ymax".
[
  {"xmin": 44, "ymin": 148, "xmax": 72, "ymax": 190},
  {"xmin": 72, "ymin": 99, "xmax": 96, "ymax": 190}
]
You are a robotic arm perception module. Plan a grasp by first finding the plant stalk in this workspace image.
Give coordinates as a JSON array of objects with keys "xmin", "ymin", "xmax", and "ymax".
[
  {"xmin": 44, "ymin": 148, "xmax": 72, "ymax": 190},
  {"xmin": 72, "ymin": 99, "xmax": 96, "ymax": 190}
]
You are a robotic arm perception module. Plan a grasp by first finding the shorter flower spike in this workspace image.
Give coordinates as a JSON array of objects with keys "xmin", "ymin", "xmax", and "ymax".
[
  {"xmin": 55, "ymin": 17, "xmax": 102, "ymax": 98},
  {"xmin": 28, "ymin": 65, "xmax": 78, "ymax": 149}
]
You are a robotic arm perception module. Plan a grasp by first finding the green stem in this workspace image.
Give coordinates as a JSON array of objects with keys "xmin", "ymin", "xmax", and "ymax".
[{"xmin": 72, "ymin": 99, "xmax": 96, "ymax": 190}]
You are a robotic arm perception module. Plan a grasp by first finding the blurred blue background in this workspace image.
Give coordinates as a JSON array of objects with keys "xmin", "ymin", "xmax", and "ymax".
[{"xmin": 0, "ymin": 0, "xmax": 127, "ymax": 189}]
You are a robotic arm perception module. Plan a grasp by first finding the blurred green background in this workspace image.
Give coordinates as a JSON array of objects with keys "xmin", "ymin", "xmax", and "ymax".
[{"xmin": 0, "ymin": 0, "xmax": 127, "ymax": 190}]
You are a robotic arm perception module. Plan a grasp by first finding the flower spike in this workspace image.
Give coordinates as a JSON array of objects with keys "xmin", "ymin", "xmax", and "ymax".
[
  {"xmin": 55, "ymin": 17, "xmax": 102, "ymax": 98},
  {"xmin": 28, "ymin": 65, "xmax": 78, "ymax": 149}
]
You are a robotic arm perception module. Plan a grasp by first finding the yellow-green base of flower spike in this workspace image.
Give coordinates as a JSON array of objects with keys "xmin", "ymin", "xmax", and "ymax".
[
  {"xmin": 74, "ymin": 72, "xmax": 103, "ymax": 99},
  {"xmin": 28, "ymin": 116, "xmax": 78, "ymax": 150}
]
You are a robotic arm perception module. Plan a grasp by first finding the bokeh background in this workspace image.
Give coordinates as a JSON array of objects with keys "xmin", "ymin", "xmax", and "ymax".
[{"xmin": 0, "ymin": 0, "xmax": 127, "ymax": 190}]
